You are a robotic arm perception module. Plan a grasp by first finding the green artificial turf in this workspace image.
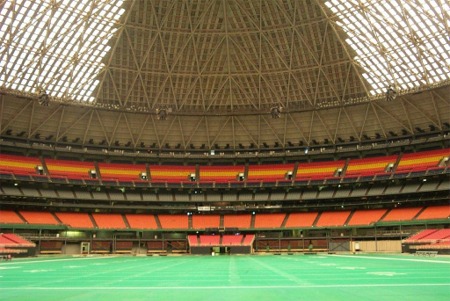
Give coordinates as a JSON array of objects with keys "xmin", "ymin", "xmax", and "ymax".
[{"xmin": 0, "ymin": 254, "xmax": 449, "ymax": 301}]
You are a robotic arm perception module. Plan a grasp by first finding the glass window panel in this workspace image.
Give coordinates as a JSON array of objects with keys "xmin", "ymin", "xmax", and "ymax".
[{"xmin": 325, "ymin": 0, "xmax": 449, "ymax": 95}]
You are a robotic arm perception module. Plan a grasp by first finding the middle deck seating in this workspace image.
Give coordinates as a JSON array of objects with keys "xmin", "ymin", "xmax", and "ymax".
[
  {"xmin": 19, "ymin": 211, "xmax": 60, "ymax": 225},
  {"xmin": 253, "ymin": 213, "xmax": 286, "ymax": 228},
  {"xmin": 284, "ymin": 212, "xmax": 318, "ymax": 228},
  {"xmin": 315, "ymin": 211, "xmax": 351, "ymax": 227},
  {"xmin": 158, "ymin": 214, "xmax": 189, "ymax": 229},
  {"xmin": 346, "ymin": 209, "xmax": 387, "ymax": 226},
  {"xmin": 0, "ymin": 210, "xmax": 25, "ymax": 224},
  {"xmin": 191, "ymin": 215, "xmax": 220, "ymax": 230},
  {"xmin": 55, "ymin": 212, "xmax": 94, "ymax": 229},
  {"xmin": 415, "ymin": 205, "xmax": 450, "ymax": 220},
  {"xmin": 223, "ymin": 214, "xmax": 252, "ymax": 229},
  {"xmin": 381, "ymin": 207, "xmax": 423, "ymax": 222},
  {"xmin": 348, "ymin": 209, "xmax": 387, "ymax": 226},
  {"xmin": 125, "ymin": 214, "xmax": 159, "ymax": 230},
  {"xmin": 92, "ymin": 213, "xmax": 127, "ymax": 229}
]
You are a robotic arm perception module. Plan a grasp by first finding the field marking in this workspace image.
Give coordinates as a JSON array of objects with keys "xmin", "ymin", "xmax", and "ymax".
[
  {"xmin": 367, "ymin": 271, "xmax": 407, "ymax": 277},
  {"xmin": 331, "ymin": 254, "xmax": 450, "ymax": 264},
  {"xmin": 3, "ymin": 256, "xmax": 117, "ymax": 265},
  {"xmin": 1, "ymin": 283, "xmax": 449, "ymax": 290}
]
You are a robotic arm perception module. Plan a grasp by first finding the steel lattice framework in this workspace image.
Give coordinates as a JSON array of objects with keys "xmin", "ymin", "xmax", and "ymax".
[{"xmin": 0, "ymin": 0, "xmax": 449, "ymax": 151}]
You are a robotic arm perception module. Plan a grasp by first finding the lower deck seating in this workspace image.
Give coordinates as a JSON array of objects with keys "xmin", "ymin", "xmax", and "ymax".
[
  {"xmin": 91, "ymin": 241, "xmax": 111, "ymax": 253},
  {"xmin": 198, "ymin": 235, "xmax": 220, "ymax": 246},
  {"xmin": 125, "ymin": 214, "xmax": 158, "ymax": 229},
  {"xmin": 116, "ymin": 241, "xmax": 133, "ymax": 253},
  {"xmin": 0, "ymin": 233, "xmax": 35, "ymax": 248},
  {"xmin": 39, "ymin": 241, "xmax": 63, "ymax": 254},
  {"xmin": 188, "ymin": 234, "xmax": 255, "ymax": 247}
]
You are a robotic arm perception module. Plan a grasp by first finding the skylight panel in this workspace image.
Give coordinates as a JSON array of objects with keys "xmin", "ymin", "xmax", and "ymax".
[
  {"xmin": 0, "ymin": 0, "xmax": 126, "ymax": 102},
  {"xmin": 326, "ymin": 0, "xmax": 450, "ymax": 96}
]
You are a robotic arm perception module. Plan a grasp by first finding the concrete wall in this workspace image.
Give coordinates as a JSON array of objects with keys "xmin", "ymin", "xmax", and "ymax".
[{"xmin": 352, "ymin": 240, "xmax": 402, "ymax": 253}]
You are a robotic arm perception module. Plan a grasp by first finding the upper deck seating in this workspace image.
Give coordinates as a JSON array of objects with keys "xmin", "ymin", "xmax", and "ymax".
[
  {"xmin": 45, "ymin": 158, "xmax": 95, "ymax": 179},
  {"xmin": 247, "ymin": 164, "xmax": 295, "ymax": 182},
  {"xmin": 396, "ymin": 148, "xmax": 449, "ymax": 173},
  {"xmin": 345, "ymin": 155, "xmax": 398, "ymax": 177},
  {"xmin": 296, "ymin": 160, "xmax": 345, "ymax": 181},
  {"xmin": 98, "ymin": 162, "xmax": 147, "ymax": 181},
  {"xmin": 149, "ymin": 165, "xmax": 196, "ymax": 183},
  {"xmin": 199, "ymin": 165, "xmax": 245, "ymax": 183},
  {"xmin": 0, "ymin": 154, "xmax": 42, "ymax": 175}
]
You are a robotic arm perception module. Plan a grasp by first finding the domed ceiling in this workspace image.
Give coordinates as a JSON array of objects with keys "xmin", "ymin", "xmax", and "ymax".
[{"xmin": 0, "ymin": 0, "xmax": 449, "ymax": 151}]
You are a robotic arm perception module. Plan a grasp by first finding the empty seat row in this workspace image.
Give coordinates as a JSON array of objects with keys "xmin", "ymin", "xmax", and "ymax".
[
  {"xmin": 1, "ymin": 148, "xmax": 448, "ymax": 183},
  {"xmin": 1, "ymin": 206, "xmax": 448, "ymax": 230}
]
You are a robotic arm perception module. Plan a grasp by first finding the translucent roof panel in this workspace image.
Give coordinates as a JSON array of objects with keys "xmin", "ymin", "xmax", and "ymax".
[
  {"xmin": 0, "ymin": 0, "xmax": 126, "ymax": 102},
  {"xmin": 325, "ymin": 0, "xmax": 450, "ymax": 96}
]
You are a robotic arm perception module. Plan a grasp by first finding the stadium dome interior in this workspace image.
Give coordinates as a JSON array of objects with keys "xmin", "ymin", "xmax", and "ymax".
[{"xmin": 0, "ymin": 0, "xmax": 449, "ymax": 257}]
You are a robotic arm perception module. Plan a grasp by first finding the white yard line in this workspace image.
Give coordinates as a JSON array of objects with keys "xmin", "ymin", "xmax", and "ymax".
[
  {"xmin": 330, "ymin": 254, "xmax": 450, "ymax": 264},
  {"xmin": 1, "ymin": 283, "xmax": 450, "ymax": 290},
  {"xmin": 3, "ymin": 256, "xmax": 117, "ymax": 265}
]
